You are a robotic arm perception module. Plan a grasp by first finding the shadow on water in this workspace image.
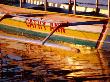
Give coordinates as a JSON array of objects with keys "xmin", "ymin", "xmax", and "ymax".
[
  {"xmin": 0, "ymin": 48, "xmax": 83, "ymax": 82},
  {"xmin": 0, "ymin": 36, "xmax": 110, "ymax": 82},
  {"xmin": 0, "ymin": 51, "xmax": 72, "ymax": 82},
  {"xmin": 1, "ymin": 52, "xmax": 109, "ymax": 82}
]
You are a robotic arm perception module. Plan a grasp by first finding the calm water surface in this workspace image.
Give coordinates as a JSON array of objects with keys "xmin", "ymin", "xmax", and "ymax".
[{"xmin": 0, "ymin": 32, "xmax": 110, "ymax": 82}]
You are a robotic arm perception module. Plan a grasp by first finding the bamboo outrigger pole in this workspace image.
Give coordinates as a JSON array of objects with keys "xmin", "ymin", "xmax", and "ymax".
[
  {"xmin": 44, "ymin": 0, "xmax": 48, "ymax": 11},
  {"xmin": 96, "ymin": 0, "xmax": 99, "ymax": 13},
  {"xmin": 20, "ymin": 0, "xmax": 26, "ymax": 7},
  {"xmin": 96, "ymin": 0, "xmax": 110, "ymax": 49},
  {"xmin": 68, "ymin": 0, "xmax": 72, "ymax": 13},
  {"xmin": 96, "ymin": 21, "xmax": 109, "ymax": 49},
  {"xmin": 42, "ymin": 26, "xmax": 61, "ymax": 45},
  {"xmin": 42, "ymin": 23, "xmax": 68, "ymax": 45},
  {"xmin": 74, "ymin": 0, "xmax": 76, "ymax": 14}
]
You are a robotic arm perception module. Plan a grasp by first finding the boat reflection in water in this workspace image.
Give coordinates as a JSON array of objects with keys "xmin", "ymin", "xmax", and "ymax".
[{"xmin": 0, "ymin": 33, "xmax": 110, "ymax": 82}]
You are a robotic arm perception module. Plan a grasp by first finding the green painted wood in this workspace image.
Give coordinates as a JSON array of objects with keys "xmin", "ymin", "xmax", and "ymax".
[{"xmin": 0, "ymin": 24, "xmax": 96, "ymax": 47}]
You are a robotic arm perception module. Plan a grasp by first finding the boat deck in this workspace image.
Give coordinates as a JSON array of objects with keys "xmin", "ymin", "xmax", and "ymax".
[
  {"xmin": 0, "ymin": 4, "xmax": 109, "ymax": 47},
  {"xmin": 0, "ymin": 4, "xmax": 107, "ymax": 22}
]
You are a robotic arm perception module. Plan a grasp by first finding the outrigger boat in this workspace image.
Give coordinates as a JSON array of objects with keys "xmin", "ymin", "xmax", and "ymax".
[{"xmin": 0, "ymin": 5, "xmax": 109, "ymax": 49}]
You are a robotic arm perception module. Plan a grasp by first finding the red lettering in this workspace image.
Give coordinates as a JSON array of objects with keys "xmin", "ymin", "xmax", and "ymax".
[
  {"xmin": 25, "ymin": 18, "xmax": 65, "ymax": 33},
  {"xmin": 50, "ymin": 23, "xmax": 65, "ymax": 33},
  {"xmin": 50, "ymin": 23, "xmax": 54, "ymax": 31},
  {"xmin": 55, "ymin": 23, "xmax": 60, "ymax": 32},
  {"xmin": 59, "ymin": 27, "xmax": 65, "ymax": 33},
  {"xmin": 26, "ymin": 19, "xmax": 36, "ymax": 28},
  {"xmin": 33, "ymin": 20, "xmax": 37, "ymax": 28},
  {"xmin": 43, "ymin": 22, "xmax": 46, "ymax": 30},
  {"xmin": 38, "ymin": 21, "xmax": 42, "ymax": 29},
  {"xmin": 25, "ymin": 19, "xmax": 33, "ymax": 27}
]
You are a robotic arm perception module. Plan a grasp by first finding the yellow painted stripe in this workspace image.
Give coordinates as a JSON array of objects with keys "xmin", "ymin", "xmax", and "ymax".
[{"xmin": 0, "ymin": 18, "xmax": 100, "ymax": 41}]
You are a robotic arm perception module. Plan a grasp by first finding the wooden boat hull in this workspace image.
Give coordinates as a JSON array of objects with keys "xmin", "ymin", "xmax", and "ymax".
[{"xmin": 0, "ymin": 17, "xmax": 103, "ymax": 47}]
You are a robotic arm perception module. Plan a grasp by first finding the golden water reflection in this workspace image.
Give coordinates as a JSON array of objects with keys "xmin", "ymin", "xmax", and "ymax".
[{"xmin": 0, "ymin": 37, "xmax": 110, "ymax": 82}]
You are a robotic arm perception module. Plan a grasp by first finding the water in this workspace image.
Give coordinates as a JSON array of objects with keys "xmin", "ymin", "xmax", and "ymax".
[
  {"xmin": 0, "ymin": 31, "xmax": 110, "ymax": 82},
  {"xmin": 0, "ymin": 1, "xmax": 110, "ymax": 81}
]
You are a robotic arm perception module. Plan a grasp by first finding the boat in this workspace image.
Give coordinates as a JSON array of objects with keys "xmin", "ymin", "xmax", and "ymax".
[{"xmin": 0, "ymin": 4, "xmax": 109, "ymax": 49}]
